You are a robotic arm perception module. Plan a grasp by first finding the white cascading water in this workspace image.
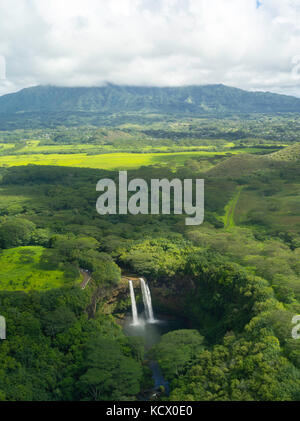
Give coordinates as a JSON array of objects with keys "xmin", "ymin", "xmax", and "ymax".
[
  {"xmin": 140, "ymin": 277, "xmax": 155, "ymax": 323},
  {"xmin": 129, "ymin": 280, "xmax": 139, "ymax": 325}
]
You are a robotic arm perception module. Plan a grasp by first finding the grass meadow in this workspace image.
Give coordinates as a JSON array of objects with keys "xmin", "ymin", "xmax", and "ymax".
[
  {"xmin": 0, "ymin": 246, "xmax": 80, "ymax": 291},
  {"xmin": 0, "ymin": 148, "xmax": 267, "ymax": 171}
]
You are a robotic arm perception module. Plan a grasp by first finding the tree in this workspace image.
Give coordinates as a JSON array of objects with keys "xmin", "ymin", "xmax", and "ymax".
[
  {"xmin": 0, "ymin": 217, "xmax": 36, "ymax": 248},
  {"xmin": 43, "ymin": 307, "xmax": 77, "ymax": 337},
  {"xmin": 78, "ymin": 336, "xmax": 142, "ymax": 400},
  {"xmin": 92, "ymin": 254, "xmax": 121, "ymax": 286},
  {"xmin": 152, "ymin": 330, "xmax": 205, "ymax": 381}
]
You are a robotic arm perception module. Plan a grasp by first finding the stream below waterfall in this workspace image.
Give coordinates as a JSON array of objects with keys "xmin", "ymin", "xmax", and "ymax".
[
  {"xmin": 123, "ymin": 278, "xmax": 187, "ymax": 400},
  {"xmin": 123, "ymin": 312, "xmax": 187, "ymax": 399}
]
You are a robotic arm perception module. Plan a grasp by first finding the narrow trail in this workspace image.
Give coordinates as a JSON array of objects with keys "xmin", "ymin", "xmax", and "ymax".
[
  {"xmin": 223, "ymin": 186, "xmax": 243, "ymax": 229},
  {"xmin": 79, "ymin": 268, "xmax": 91, "ymax": 289}
]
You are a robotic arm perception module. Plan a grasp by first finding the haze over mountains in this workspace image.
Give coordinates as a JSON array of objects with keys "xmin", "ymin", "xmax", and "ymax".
[{"xmin": 1, "ymin": 84, "xmax": 300, "ymax": 129}]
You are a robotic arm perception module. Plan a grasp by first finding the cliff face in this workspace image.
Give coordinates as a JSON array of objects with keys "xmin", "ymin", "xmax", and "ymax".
[
  {"xmin": 97, "ymin": 274, "xmax": 195, "ymax": 321},
  {"xmin": 101, "ymin": 276, "xmax": 141, "ymax": 318},
  {"xmin": 151, "ymin": 276, "xmax": 196, "ymax": 317}
]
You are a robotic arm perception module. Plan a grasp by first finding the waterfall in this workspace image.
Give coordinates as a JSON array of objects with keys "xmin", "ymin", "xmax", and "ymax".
[
  {"xmin": 129, "ymin": 280, "xmax": 139, "ymax": 325},
  {"xmin": 140, "ymin": 278, "xmax": 155, "ymax": 323}
]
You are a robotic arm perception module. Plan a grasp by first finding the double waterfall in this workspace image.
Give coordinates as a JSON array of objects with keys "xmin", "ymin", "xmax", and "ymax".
[{"xmin": 128, "ymin": 278, "xmax": 156, "ymax": 325}]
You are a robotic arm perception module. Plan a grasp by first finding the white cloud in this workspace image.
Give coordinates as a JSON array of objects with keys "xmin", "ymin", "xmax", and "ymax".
[{"xmin": 1, "ymin": 0, "xmax": 300, "ymax": 96}]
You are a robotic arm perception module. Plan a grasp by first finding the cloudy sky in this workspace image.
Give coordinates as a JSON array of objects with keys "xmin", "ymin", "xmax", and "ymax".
[{"xmin": 1, "ymin": 0, "xmax": 300, "ymax": 96}]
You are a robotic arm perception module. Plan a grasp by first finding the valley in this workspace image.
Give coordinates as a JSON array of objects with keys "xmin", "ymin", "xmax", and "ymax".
[{"xmin": 0, "ymin": 86, "xmax": 300, "ymax": 401}]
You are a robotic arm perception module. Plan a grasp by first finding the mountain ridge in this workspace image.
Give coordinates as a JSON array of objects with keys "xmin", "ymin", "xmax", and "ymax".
[{"xmin": 1, "ymin": 83, "xmax": 300, "ymax": 116}]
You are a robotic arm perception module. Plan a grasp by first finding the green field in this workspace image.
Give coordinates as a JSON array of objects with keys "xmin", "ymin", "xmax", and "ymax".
[
  {"xmin": 234, "ymin": 183, "xmax": 300, "ymax": 232},
  {"xmin": 0, "ymin": 246, "xmax": 79, "ymax": 291},
  {"xmin": 0, "ymin": 149, "xmax": 259, "ymax": 171},
  {"xmin": 221, "ymin": 186, "xmax": 244, "ymax": 229}
]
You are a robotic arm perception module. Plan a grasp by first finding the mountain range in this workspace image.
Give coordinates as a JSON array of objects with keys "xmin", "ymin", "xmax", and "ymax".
[{"xmin": 0, "ymin": 84, "xmax": 300, "ymax": 128}]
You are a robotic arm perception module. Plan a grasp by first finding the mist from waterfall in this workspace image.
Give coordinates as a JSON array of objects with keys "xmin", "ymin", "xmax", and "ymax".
[
  {"xmin": 129, "ymin": 280, "xmax": 139, "ymax": 325},
  {"xmin": 140, "ymin": 278, "xmax": 155, "ymax": 323}
]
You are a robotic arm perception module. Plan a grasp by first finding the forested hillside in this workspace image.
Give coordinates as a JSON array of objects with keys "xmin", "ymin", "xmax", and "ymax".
[{"xmin": 1, "ymin": 84, "xmax": 300, "ymax": 127}]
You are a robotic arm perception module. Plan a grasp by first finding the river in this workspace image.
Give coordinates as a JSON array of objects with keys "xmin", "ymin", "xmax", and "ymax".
[{"xmin": 123, "ymin": 311, "xmax": 187, "ymax": 399}]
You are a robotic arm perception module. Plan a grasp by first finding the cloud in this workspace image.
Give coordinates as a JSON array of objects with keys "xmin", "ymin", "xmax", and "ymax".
[{"xmin": 1, "ymin": 0, "xmax": 300, "ymax": 96}]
